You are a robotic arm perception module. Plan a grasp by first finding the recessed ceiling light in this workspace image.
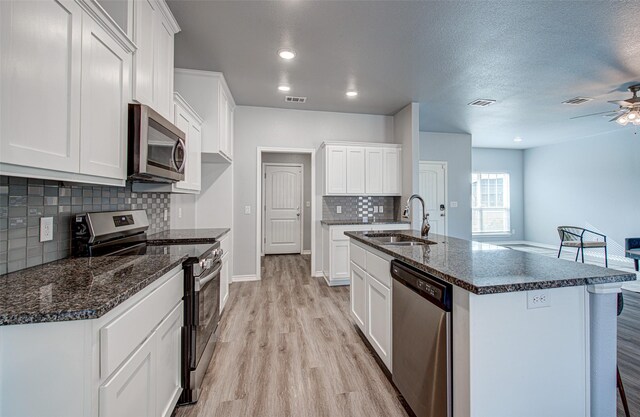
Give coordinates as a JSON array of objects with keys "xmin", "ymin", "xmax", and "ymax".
[
  {"xmin": 278, "ymin": 85, "xmax": 291, "ymax": 92},
  {"xmin": 514, "ymin": 136, "xmax": 523, "ymax": 142},
  {"xmin": 346, "ymin": 91, "xmax": 358, "ymax": 97},
  {"xmin": 278, "ymin": 49, "xmax": 296, "ymax": 60}
]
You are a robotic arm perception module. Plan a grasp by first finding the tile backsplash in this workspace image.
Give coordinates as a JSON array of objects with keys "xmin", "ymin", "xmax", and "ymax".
[
  {"xmin": 322, "ymin": 196, "xmax": 400, "ymax": 221},
  {"xmin": 0, "ymin": 176, "xmax": 171, "ymax": 275}
]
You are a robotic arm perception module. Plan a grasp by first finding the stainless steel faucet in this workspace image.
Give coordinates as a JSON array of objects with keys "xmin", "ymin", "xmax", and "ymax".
[{"xmin": 403, "ymin": 194, "xmax": 431, "ymax": 237}]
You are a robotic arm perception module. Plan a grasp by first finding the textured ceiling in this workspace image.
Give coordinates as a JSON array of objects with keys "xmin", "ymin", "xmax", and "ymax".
[{"xmin": 167, "ymin": 0, "xmax": 640, "ymax": 148}]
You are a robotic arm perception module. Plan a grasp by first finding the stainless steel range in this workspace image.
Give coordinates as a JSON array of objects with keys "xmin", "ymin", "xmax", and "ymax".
[{"xmin": 71, "ymin": 209, "xmax": 223, "ymax": 406}]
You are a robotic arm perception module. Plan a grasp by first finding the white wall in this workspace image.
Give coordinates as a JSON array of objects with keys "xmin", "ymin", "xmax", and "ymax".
[
  {"xmin": 233, "ymin": 106, "xmax": 394, "ymax": 278},
  {"xmin": 524, "ymin": 130, "xmax": 640, "ymax": 261},
  {"xmin": 262, "ymin": 152, "xmax": 312, "ymax": 252},
  {"xmin": 420, "ymin": 132, "xmax": 472, "ymax": 240},
  {"xmin": 472, "ymin": 148, "xmax": 524, "ymax": 242},
  {"xmin": 394, "ymin": 103, "xmax": 421, "ymax": 227}
]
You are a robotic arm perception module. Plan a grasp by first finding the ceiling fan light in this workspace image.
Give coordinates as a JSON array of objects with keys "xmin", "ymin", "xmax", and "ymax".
[
  {"xmin": 627, "ymin": 112, "xmax": 637, "ymax": 120},
  {"xmin": 617, "ymin": 115, "xmax": 629, "ymax": 126}
]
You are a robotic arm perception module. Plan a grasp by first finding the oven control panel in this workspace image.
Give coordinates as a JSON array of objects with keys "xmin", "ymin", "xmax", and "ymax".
[{"xmin": 113, "ymin": 214, "xmax": 135, "ymax": 227}]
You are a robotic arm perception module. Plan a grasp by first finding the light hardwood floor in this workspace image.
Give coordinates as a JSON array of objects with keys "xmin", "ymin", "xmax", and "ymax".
[{"xmin": 176, "ymin": 254, "xmax": 408, "ymax": 417}]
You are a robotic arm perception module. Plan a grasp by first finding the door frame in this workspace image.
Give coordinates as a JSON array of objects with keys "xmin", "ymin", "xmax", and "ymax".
[
  {"xmin": 256, "ymin": 147, "xmax": 316, "ymax": 280},
  {"xmin": 418, "ymin": 160, "xmax": 448, "ymax": 237},
  {"xmin": 261, "ymin": 163, "xmax": 304, "ymax": 256}
]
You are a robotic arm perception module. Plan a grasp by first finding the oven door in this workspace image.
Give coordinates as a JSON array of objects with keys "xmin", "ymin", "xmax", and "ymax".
[
  {"xmin": 192, "ymin": 260, "xmax": 221, "ymax": 369},
  {"xmin": 129, "ymin": 104, "xmax": 186, "ymax": 182}
]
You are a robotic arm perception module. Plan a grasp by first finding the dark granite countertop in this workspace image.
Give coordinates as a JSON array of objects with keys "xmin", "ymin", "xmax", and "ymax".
[
  {"xmin": 345, "ymin": 230, "xmax": 636, "ymax": 295},
  {"xmin": 147, "ymin": 228, "xmax": 230, "ymax": 244},
  {"xmin": 321, "ymin": 219, "xmax": 410, "ymax": 226},
  {"xmin": 0, "ymin": 249, "xmax": 192, "ymax": 326}
]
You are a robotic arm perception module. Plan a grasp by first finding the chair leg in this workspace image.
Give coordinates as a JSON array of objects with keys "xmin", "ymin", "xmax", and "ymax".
[
  {"xmin": 635, "ymin": 259, "xmax": 638, "ymax": 272},
  {"xmin": 575, "ymin": 248, "xmax": 580, "ymax": 262},
  {"xmin": 581, "ymin": 246, "xmax": 585, "ymax": 263},
  {"xmin": 604, "ymin": 246, "xmax": 608, "ymax": 268},
  {"xmin": 618, "ymin": 366, "xmax": 631, "ymax": 417},
  {"xmin": 557, "ymin": 245, "xmax": 563, "ymax": 259}
]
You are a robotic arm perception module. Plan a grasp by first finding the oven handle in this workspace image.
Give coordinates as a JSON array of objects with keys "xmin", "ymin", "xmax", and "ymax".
[{"xmin": 194, "ymin": 261, "xmax": 222, "ymax": 292}]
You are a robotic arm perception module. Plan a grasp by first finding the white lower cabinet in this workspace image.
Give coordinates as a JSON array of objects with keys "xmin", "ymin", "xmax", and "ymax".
[
  {"xmin": 349, "ymin": 241, "xmax": 393, "ymax": 371},
  {"xmin": 155, "ymin": 303, "xmax": 184, "ymax": 417},
  {"xmin": 99, "ymin": 333, "xmax": 157, "ymax": 417},
  {"xmin": 322, "ymin": 222, "xmax": 410, "ymax": 286},
  {"xmin": 220, "ymin": 233, "xmax": 231, "ymax": 313}
]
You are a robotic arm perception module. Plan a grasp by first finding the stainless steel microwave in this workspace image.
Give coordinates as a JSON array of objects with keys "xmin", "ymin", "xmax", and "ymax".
[{"xmin": 128, "ymin": 104, "xmax": 186, "ymax": 183}]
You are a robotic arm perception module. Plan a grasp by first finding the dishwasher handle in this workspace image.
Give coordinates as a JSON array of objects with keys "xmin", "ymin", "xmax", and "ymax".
[{"xmin": 391, "ymin": 260, "xmax": 452, "ymax": 311}]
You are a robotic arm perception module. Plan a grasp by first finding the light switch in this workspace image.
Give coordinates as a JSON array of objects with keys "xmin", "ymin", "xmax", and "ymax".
[
  {"xmin": 379, "ymin": 206, "xmax": 384, "ymax": 213},
  {"xmin": 450, "ymin": 201, "xmax": 458, "ymax": 208},
  {"xmin": 373, "ymin": 206, "xmax": 379, "ymax": 213},
  {"xmin": 244, "ymin": 205, "xmax": 251, "ymax": 215},
  {"xmin": 336, "ymin": 206, "xmax": 342, "ymax": 214},
  {"xmin": 178, "ymin": 208, "xmax": 183, "ymax": 218},
  {"xmin": 306, "ymin": 201, "xmax": 310, "ymax": 207}
]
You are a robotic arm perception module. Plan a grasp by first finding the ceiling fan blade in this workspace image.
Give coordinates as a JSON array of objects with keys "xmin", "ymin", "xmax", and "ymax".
[
  {"xmin": 570, "ymin": 110, "xmax": 620, "ymax": 120},
  {"xmin": 607, "ymin": 100, "xmax": 629, "ymax": 106},
  {"xmin": 609, "ymin": 115, "xmax": 622, "ymax": 122}
]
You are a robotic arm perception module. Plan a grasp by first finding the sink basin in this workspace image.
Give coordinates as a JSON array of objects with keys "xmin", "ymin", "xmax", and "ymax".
[{"xmin": 364, "ymin": 233, "xmax": 436, "ymax": 246}]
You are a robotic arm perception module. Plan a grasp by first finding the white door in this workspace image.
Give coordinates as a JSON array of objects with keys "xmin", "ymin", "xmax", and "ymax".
[
  {"xmin": 419, "ymin": 161, "xmax": 447, "ymax": 236},
  {"xmin": 264, "ymin": 165, "xmax": 302, "ymax": 254}
]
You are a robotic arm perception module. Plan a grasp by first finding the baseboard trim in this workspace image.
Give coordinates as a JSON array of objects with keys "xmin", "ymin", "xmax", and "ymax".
[
  {"xmin": 321, "ymin": 273, "xmax": 350, "ymax": 287},
  {"xmin": 301, "ymin": 250, "xmax": 311, "ymax": 255},
  {"xmin": 232, "ymin": 274, "xmax": 259, "ymax": 283},
  {"xmin": 312, "ymin": 271, "xmax": 324, "ymax": 278}
]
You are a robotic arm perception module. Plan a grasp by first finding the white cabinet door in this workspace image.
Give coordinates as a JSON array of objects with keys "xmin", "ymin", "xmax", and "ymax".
[
  {"xmin": 346, "ymin": 147, "xmax": 366, "ymax": 194},
  {"xmin": 365, "ymin": 148, "xmax": 384, "ymax": 194},
  {"xmin": 218, "ymin": 88, "xmax": 230, "ymax": 158},
  {"xmin": 0, "ymin": 0, "xmax": 82, "ymax": 172},
  {"xmin": 350, "ymin": 262, "xmax": 367, "ymax": 330},
  {"xmin": 330, "ymin": 241, "xmax": 350, "ymax": 280},
  {"xmin": 228, "ymin": 106, "xmax": 234, "ymax": 159},
  {"xmin": 325, "ymin": 146, "xmax": 347, "ymax": 195},
  {"xmin": 79, "ymin": 16, "xmax": 130, "ymax": 179},
  {"xmin": 190, "ymin": 121, "xmax": 202, "ymax": 191},
  {"xmin": 383, "ymin": 148, "xmax": 402, "ymax": 195},
  {"xmin": 156, "ymin": 303, "xmax": 183, "ymax": 417},
  {"xmin": 99, "ymin": 333, "xmax": 156, "ymax": 417},
  {"xmin": 153, "ymin": 16, "xmax": 174, "ymax": 120},
  {"xmin": 322, "ymin": 225, "xmax": 330, "ymax": 277},
  {"xmin": 173, "ymin": 99, "xmax": 202, "ymax": 193},
  {"xmin": 132, "ymin": 0, "xmax": 156, "ymax": 106},
  {"xmin": 220, "ymin": 255, "xmax": 230, "ymax": 313},
  {"xmin": 366, "ymin": 273, "xmax": 392, "ymax": 370}
]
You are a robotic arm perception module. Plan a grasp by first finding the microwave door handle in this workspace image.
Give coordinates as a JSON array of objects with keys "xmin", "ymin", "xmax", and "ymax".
[{"xmin": 172, "ymin": 138, "xmax": 187, "ymax": 173}]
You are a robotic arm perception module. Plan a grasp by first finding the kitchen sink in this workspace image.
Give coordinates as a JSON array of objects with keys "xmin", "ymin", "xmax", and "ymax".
[{"xmin": 364, "ymin": 233, "xmax": 436, "ymax": 246}]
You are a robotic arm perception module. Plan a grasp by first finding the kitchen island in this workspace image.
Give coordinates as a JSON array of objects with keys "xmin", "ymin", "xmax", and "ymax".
[{"xmin": 345, "ymin": 229, "xmax": 636, "ymax": 417}]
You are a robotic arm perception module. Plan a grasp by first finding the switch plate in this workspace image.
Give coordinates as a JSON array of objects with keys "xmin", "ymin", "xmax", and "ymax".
[
  {"xmin": 336, "ymin": 206, "xmax": 342, "ymax": 214},
  {"xmin": 450, "ymin": 201, "xmax": 458, "ymax": 208},
  {"xmin": 178, "ymin": 208, "xmax": 183, "ymax": 218},
  {"xmin": 244, "ymin": 205, "xmax": 251, "ymax": 215},
  {"xmin": 306, "ymin": 201, "xmax": 310, "ymax": 207},
  {"xmin": 40, "ymin": 217, "xmax": 53, "ymax": 242},
  {"xmin": 163, "ymin": 208, "xmax": 168, "ymax": 222},
  {"xmin": 373, "ymin": 206, "xmax": 379, "ymax": 213},
  {"xmin": 379, "ymin": 206, "xmax": 384, "ymax": 213},
  {"xmin": 527, "ymin": 290, "xmax": 550, "ymax": 309}
]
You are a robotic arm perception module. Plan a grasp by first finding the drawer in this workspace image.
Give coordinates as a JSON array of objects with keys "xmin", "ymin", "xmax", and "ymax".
[
  {"xmin": 350, "ymin": 243, "xmax": 366, "ymax": 269},
  {"xmin": 219, "ymin": 233, "xmax": 231, "ymax": 256},
  {"xmin": 331, "ymin": 227, "xmax": 350, "ymax": 241},
  {"xmin": 100, "ymin": 269, "xmax": 184, "ymax": 378},
  {"xmin": 366, "ymin": 251, "xmax": 391, "ymax": 288}
]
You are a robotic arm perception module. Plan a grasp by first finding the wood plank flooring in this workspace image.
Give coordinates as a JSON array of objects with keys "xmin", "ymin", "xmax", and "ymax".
[
  {"xmin": 618, "ymin": 289, "xmax": 640, "ymax": 417},
  {"xmin": 176, "ymin": 254, "xmax": 408, "ymax": 417}
]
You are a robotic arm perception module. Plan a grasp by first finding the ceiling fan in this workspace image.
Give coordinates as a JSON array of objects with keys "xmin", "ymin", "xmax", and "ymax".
[{"xmin": 571, "ymin": 84, "xmax": 640, "ymax": 126}]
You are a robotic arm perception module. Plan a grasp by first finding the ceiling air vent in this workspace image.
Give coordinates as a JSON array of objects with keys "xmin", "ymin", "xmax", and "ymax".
[
  {"xmin": 285, "ymin": 96, "xmax": 307, "ymax": 104},
  {"xmin": 562, "ymin": 97, "xmax": 593, "ymax": 105},
  {"xmin": 468, "ymin": 99, "xmax": 496, "ymax": 107}
]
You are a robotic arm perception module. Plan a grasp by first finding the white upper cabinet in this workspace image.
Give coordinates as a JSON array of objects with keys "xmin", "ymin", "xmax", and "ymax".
[
  {"xmin": 172, "ymin": 93, "xmax": 203, "ymax": 193},
  {"xmin": 322, "ymin": 142, "xmax": 402, "ymax": 196},
  {"xmin": 346, "ymin": 147, "xmax": 366, "ymax": 194},
  {"xmin": 132, "ymin": 0, "xmax": 179, "ymax": 121},
  {"xmin": 79, "ymin": 16, "xmax": 131, "ymax": 179},
  {"xmin": 0, "ymin": 0, "xmax": 135, "ymax": 185},
  {"xmin": 383, "ymin": 147, "xmax": 402, "ymax": 195},
  {"xmin": 365, "ymin": 147, "xmax": 384, "ymax": 194},
  {"xmin": 0, "ymin": 0, "xmax": 82, "ymax": 172},
  {"xmin": 174, "ymin": 69, "xmax": 235, "ymax": 163}
]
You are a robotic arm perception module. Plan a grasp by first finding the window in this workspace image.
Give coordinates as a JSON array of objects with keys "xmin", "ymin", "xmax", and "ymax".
[{"xmin": 472, "ymin": 172, "xmax": 510, "ymax": 234}]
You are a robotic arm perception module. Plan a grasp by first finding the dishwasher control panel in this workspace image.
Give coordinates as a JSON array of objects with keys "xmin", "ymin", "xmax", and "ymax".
[
  {"xmin": 415, "ymin": 278, "xmax": 442, "ymax": 299},
  {"xmin": 391, "ymin": 260, "xmax": 452, "ymax": 311}
]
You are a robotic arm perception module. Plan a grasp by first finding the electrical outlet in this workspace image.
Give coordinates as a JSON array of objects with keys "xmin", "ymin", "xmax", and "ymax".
[
  {"xmin": 379, "ymin": 206, "xmax": 384, "ymax": 213},
  {"xmin": 527, "ymin": 290, "xmax": 550, "ymax": 309},
  {"xmin": 178, "ymin": 207, "xmax": 183, "ymax": 218},
  {"xmin": 336, "ymin": 205, "xmax": 342, "ymax": 214},
  {"xmin": 244, "ymin": 205, "xmax": 251, "ymax": 215},
  {"xmin": 163, "ymin": 208, "xmax": 168, "ymax": 222},
  {"xmin": 450, "ymin": 201, "xmax": 458, "ymax": 208},
  {"xmin": 40, "ymin": 217, "xmax": 53, "ymax": 242}
]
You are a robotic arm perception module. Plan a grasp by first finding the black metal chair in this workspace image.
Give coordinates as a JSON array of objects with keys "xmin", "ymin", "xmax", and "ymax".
[
  {"xmin": 557, "ymin": 226, "xmax": 608, "ymax": 267},
  {"xmin": 625, "ymin": 238, "xmax": 640, "ymax": 271},
  {"xmin": 617, "ymin": 292, "xmax": 630, "ymax": 417}
]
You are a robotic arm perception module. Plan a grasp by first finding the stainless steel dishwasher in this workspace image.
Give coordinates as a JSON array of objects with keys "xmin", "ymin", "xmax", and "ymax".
[{"xmin": 391, "ymin": 260, "xmax": 452, "ymax": 417}]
